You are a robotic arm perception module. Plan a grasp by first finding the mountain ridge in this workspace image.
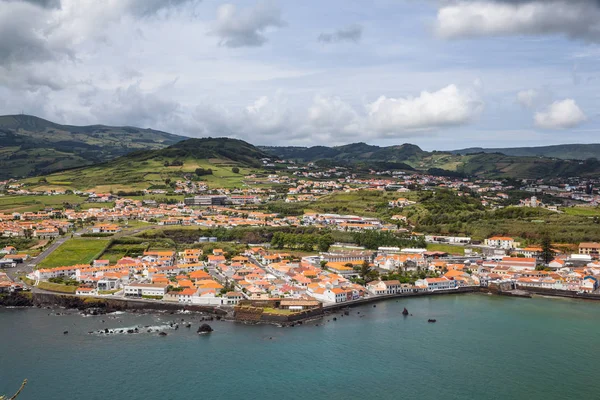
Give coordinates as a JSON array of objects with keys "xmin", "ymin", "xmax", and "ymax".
[{"xmin": 0, "ymin": 114, "xmax": 186, "ymax": 179}]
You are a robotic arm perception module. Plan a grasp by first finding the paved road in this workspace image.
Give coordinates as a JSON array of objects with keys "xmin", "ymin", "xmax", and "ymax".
[
  {"xmin": 5, "ymin": 225, "xmax": 153, "ymax": 282},
  {"xmin": 5, "ymin": 236, "xmax": 69, "ymax": 281}
]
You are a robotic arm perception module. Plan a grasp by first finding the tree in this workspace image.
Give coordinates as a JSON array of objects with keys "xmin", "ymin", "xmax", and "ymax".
[
  {"xmin": 540, "ymin": 235, "xmax": 554, "ymax": 264},
  {"xmin": 319, "ymin": 260, "xmax": 328, "ymax": 269},
  {"xmin": 195, "ymin": 168, "xmax": 213, "ymax": 176},
  {"xmin": 359, "ymin": 260, "xmax": 371, "ymax": 281},
  {"xmin": 232, "ymin": 167, "xmax": 240, "ymax": 174}
]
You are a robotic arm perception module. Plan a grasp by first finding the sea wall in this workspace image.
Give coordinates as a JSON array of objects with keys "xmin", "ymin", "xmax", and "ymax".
[
  {"xmin": 514, "ymin": 286, "xmax": 600, "ymax": 301},
  {"xmin": 30, "ymin": 292, "xmax": 227, "ymax": 315},
  {"xmin": 323, "ymin": 287, "xmax": 479, "ymax": 312},
  {"xmin": 233, "ymin": 305, "xmax": 324, "ymax": 325}
]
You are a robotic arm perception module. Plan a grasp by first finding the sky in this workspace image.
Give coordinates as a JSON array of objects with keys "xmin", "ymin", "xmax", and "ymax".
[{"xmin": 1, "ymin": 0, "xmax": 599, "ymax": 150}]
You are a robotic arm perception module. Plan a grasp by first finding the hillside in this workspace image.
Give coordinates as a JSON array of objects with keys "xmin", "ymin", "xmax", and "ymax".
[
  {"xmin": 263, "ymin": 142, "xmax": 600, "ymax": 179},
  {"xmin": 21, "ymin": 137, "xmax": 272, "ymax": 191},
  {"xmin": 451, "ymin": 144, "xmax": 600, "ymax": 160},
  {"xmin": 261, "ymin": 142, "xmax": 426, "ymax": 164},
  {"xmin": 0, "ymin": 114, "xmax": 185, "ymax": 179}
]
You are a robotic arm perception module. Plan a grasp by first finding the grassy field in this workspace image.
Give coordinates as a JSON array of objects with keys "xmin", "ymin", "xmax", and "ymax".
[
  {"xmin": 100, "ymin": 242, "xmax": 150, "ymax": 263},
  {"xmin": 562, "ymin": 207, "xmax": 600, "ymax": 217},
  {"xmin": 426, "ymin": 243, "xmax": 465, "ymax": 255},
  {"xmin": 38, "ymin": 238, "xmax": 110, "ymax": 268},
  {"xmin": 37, "ymin": 281, "xmax": 78, "ymax": 293},
  {"xmin": 302, "ymin": 190, "xmax": 414, "ymax": 218},
  {"xmin": 20, "ymin": 157, "xmax": 258, "ymax": 191},
  {"xmin": 0, "ymin": 194, "xmax": 86, "ymax": 213}
]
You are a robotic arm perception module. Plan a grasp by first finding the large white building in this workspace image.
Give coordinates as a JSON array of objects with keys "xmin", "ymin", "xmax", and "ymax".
[
  {"xmin": 124, "ymin": 283, "xmax": 167, "ymax": 297},
  {"xmin": 415, "ymin": 277, "xmax": 457, "ymax": 291},
  {"xmin": 485, "ymin": 236, "xmax": 519, "ymax": 249}
]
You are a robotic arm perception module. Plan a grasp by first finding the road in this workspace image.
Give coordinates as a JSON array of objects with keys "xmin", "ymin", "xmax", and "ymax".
[
  {"xmin": 5, "ymin": 236, "xmax": 69, "ymax": 282},
  {"xmin": 6, "ymin": 225, "xmax": 155, "ymax": 283}
]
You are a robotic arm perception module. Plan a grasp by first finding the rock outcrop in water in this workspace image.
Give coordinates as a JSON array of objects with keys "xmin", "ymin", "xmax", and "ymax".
[{"xmin": 197, "ymin": 324, "xmax": 213, "ymax": 334}]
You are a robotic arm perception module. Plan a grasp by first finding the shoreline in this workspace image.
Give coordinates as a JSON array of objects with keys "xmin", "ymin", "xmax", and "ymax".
[{"xmin": 3, "ymin": 286, "xmax": 600, "ymax": 326}]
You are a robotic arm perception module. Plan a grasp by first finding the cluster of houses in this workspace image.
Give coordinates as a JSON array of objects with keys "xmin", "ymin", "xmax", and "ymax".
[
  {"xmin": 0, "ymin": 271, "xmax": 22, "ymax": 293},
  {"xmin": 0, "ymin": 217, "xmax": 71, "ymax": 239}
]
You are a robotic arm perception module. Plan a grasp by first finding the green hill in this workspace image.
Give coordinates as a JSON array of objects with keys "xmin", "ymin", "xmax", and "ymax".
[
  {"xmin": 451, "ymin": 144, "xmax": 600, "ymax": 160},
  {"xmin": 0, "ymin": 114, "xmax": 185, "ymax": 179},
  {"xmin": 263, "ymin": 143, "xmax": 600, "ymax": 179},
  {"xmin": 21, "ymin": 137, "xmax": 272, "ymax": 191},
  {"xmin": 261, "ymin": 142, "xmax": 426, "ymax": 164}
]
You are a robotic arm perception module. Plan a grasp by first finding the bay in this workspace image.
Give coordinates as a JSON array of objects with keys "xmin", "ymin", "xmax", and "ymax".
[{"xmin": 1, "ymin": 294, "xmax": 599, "ymax": 400}]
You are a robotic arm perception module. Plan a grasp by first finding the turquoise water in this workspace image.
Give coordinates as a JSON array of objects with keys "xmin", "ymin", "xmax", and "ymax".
[{"xmin": 1, "ymin": 294, "xmax": 600, "ymax": 400}]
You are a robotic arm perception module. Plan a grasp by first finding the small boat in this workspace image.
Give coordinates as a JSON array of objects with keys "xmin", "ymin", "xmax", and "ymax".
[
  {"xmin": 428, "ymin": 319, "xmax": 436, "ymax": 323},
  {"xmin": 402, "ymin": 308, "xmax": 409, "ymax": 316}
]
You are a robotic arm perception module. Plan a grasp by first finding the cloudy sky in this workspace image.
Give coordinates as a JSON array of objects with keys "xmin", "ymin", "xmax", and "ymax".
[{"xmin": 1, "ymin": 0, "xmax": 599, "ymax": 150}]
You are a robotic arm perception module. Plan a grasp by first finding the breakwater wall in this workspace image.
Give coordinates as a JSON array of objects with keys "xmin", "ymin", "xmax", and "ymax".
[
  {"xmin": 514, "ymin": 286, "xmax": 600, "ymax": 301},
  {"xmin": 234, "ymin": 305, "xmax": 324, "ymax": 325},
  {"xmin": 323, "ymin": 287, "xmax": 479, "ymax": 312}
]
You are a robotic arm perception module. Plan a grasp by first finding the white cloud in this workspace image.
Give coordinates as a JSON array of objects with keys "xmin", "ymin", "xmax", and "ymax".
[
  {"xmin": 516, "ymin": 89, "xmax": 538, "ymax": 108},
  {"xmin": 534, "ymin": 99, "xmax": 586, "ymax": 129},
  {"xmin": 209, "ymin": 0, "xmax": 285, "ymax": 47},
  {"xmin": 185, "ymin": 85, "xmax": 483, "ymax": 144},
  {"xmin": 0, "ymin": 0, "xmax": 201, "ymax": 66},
  {"xmin": 436, "ymin": 1, "xmax": 600, "ymax": 42},
  {"xmin": 307, "ymin": 95, "xmax": 363, "ymax": 137},
  {"xmin": 367, "ymin": 84, "xmax": 484, "ymax": 134}
]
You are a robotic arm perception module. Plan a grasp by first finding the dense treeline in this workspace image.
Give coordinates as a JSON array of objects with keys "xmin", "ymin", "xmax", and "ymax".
[
  {"xmin": 138, "ymin": 226, "xmax": 334, "ymax": 245},
  {"xmin": 271, "ymin": 232, "xmax": 334, "ymax": 251},
  {"xmin": 352, "ymin": 230, "xmax": 425, "ymax": 250}
]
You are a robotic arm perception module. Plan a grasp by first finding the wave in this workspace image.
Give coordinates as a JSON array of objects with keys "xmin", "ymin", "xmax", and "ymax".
[{"xmin": 89, "ymin": 323, "xmax": 179, "ymax": 335}]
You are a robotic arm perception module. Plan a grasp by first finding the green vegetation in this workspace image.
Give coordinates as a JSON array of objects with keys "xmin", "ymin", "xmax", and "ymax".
[
  {"xmin": 562, "ymin": 207, "xmax": 600, "ymax": 217},
  {"xmin": 21, "ymin": 138, "xmax": 268, "ymax": 191},
  {"xmin": 99, "ymin": 289, "xmax": 120, "ymax": 295},
  {"xmin": 37, "ymin": 281, "xmax": 78, "ymax": 294},
  {"xmin": 426, "ymin": 243, "xmax": 465, "ymax": 255},
  {"xmin": 407, "ymin": 193, "xmax": 600, "ymax": 243},
  {"xmin": 100, "ymin": 241, "xmax": 150, "ymax": 263},
  {"xmin": 352, "ymin": 231, "xmax": 425, "ymax": 250},
  {"xmin": 0, "ymin": 194, "xmax": 86, "ymax": 213},
  {"xmin": 38, "ymin": 238, "xmax": 110, "ymax": 268},
  {"xmin": 304, "ymin": 190, "xmax": 408, "ymax": 218},
  {"xmin": 263, "ymin": 142, "xmax": 600, "ymax": 179},
  {"xmin": 0, "ymin": 114, "xmax": 183, "ymax": 179},
  {"xmin": 48, "ymin": 276, "xmax": 79, "ymax": 286},
  {"xmin": 271, "ymin": 232, "xmax": 334, "ymax": 252},
  {"xmin": 451, "ymin": 143, "xmax": 600, "ymax": 161}
]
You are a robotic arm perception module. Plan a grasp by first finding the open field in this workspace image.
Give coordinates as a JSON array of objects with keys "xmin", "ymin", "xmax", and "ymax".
[
  {"xmin": 99, "ymin": 242, "xmax": 150, "ymax": 263},
  {"xmin": 426, "ymin": 243, "xmax": 466, "ymax": 255},
  {"xmin": 20, "ymin": 157, "xmax": 258, "ymax": 191},
  {"xmin": 38, "ymin": 238, "xmax": 110, "ymax": 268},
  {"xmin": 562, "ymin": 207, "xmax": 600, "ymax": 217},
  {"xmin": 0, "ymin": 194, "xmax": 87, "ymax": 213},
  {"xmin": 36, "ymin": 281, "xmax": 78, "ymax": 293}
]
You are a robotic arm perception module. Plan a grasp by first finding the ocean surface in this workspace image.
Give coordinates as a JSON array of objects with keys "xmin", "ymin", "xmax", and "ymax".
[{"xmin": 1, "ymin": 293, "xmax": 600, "ymax": 400}]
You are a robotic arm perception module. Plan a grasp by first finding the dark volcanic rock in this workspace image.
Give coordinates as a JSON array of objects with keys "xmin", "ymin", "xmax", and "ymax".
[{"xmin": 197, "ymin": 324, "xmax": 213, "ymax": 334}]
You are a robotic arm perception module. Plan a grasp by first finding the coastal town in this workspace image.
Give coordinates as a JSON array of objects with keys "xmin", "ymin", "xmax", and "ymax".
[{"xmin": 2, "ymin": 163, "xmax": 600, "ymax": 318}]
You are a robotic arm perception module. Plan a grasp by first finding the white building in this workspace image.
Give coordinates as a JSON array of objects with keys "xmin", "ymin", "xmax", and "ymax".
[
  {"xmin": 124, "ymin": 283, "xmax": 167, "ymax": 297},
  {"xmin": 485, "ymin": 236, "xmax": 518, "ymax": 249},
  {"xmin": 415, "ymin": 277, "xmax": 457, "ymax": 291}
]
